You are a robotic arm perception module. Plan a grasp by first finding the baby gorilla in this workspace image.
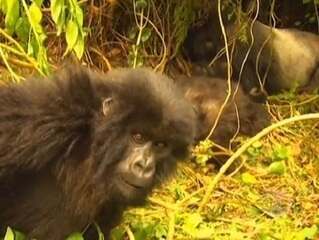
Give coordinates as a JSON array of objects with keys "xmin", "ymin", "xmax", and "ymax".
[
  {"xmin": 0, "ymin": 66, "xmax": 196, "ymax": 239},
  {"xmin": 174, "ymin": 75, "xmax": 269, "ymax": 164}
]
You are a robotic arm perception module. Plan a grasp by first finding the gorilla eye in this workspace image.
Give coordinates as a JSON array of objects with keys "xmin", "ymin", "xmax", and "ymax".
[{"xmin": 132, "ymin": 133, "xmax": 146, "ymax": 144}]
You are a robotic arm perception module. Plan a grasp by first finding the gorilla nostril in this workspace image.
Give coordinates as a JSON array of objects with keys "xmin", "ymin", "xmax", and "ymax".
[
  {"xmin": 133, "ymin": 158, "xmax": 146, "ymax": 173},
  {"xmin": 132, "ymin": 157, "xmax": 155, "ymax": 178},
  {"xmin": 143, "ymin": 161, "xmax": 155, "ymax": 178}
]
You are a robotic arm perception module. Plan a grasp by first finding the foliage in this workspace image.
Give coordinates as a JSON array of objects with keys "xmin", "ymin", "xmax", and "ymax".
[
  {"xmin": 65, "ymin": 232, "xmax": 84, "ymax": 240},
  {"xmin": 0, "ymin": 0, "xmax": 86, "ymax": 77},
  {"xmin": 0, "ymin": 0, "xmax": 49, "ymax": 74},
  {"xmin": 171, "ymin": 0, "xmax": 195, "ymax": 57},
  {"xmin": 2, "ymin": 227, "xmax": 26, "ymax": 240},
  {"xmin": 192, "ymin": 139, "xmax": 215, "ymax": 166},
  {"xmin": 51, "ymin": 0, "xmax": 86, "ymax": 59},
  {"xmin": 127, "ymin": 0, "xmax": 153, "ymax": 68}
]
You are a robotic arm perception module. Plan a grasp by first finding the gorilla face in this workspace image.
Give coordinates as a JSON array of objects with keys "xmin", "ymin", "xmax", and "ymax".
[
  {"xmin": 89, "ymin": 68, "xmax": 196, "ymax": 205},
  {"xmin": 112, "ymin": 130, "xmax": 189, "ymax": 204}
]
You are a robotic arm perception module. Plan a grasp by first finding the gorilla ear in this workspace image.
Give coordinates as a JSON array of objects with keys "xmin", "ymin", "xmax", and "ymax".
[{"xmin": 102, "ymin": 97, "xmax": 113, "ymax": 116}]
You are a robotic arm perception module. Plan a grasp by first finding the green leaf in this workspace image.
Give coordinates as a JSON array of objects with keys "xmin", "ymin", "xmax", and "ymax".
[
  {"xmin": 252, "ymin": 140, "xmax": 262, "ymax": 148},
  {"xmin": 74, "ymin": 4, "xmax": 83, "ymax": 27},
  {"xmin": 135, "ymin": 0, "xmax": 147, "ymax": 10},
  {"xmin": 27, "ymin": 37, "xmax": 37, "ymax": 56},
  {"xmin": 56, "ymin": 5, "xmax": 66, "ymax": 35},
  {"xmin": 154, "ymin": 224, "xmax": 167, "ymax": 239},
  {"xmin": 13, "ymin": 230, "xmax": 26, "ymax": 240},
  {"xmin": 5, "ymin": 0, "xmax": 20, "ymax": 35},
  {"xmin": 66, "ymin": 19, "xmax": 79, "ymax": 49},
  {"xmin": 15, "ymin": 16, "xmax": 30, "ymax": 42},
  {"xmin": 182, "ymin": 213, "xmax": 202, "ymax": 235},
  {"xmin": 51, "ymin": 0, "xmax": 65, "ymax": 35},
  {"xmin": 0, "ymin": 0, "xmax": 8, "ymax": 13},
  {"xmin": 241, "ymin": 172, "xmax": 257, "ymax": 185},
  {"xmin": 296, "ymin": 225, "xmax": 318, "ymax": 240},
  {"xmin": 272, "ymin": 145, "xmax": 290, "ymax": 160},
  {"xmin": 4, "ymin": 227, "xmax": 14, "ymax": 240},
  {"xmin": 268, "ymin": 161, "xmax": 285, "ymax": 175},
  {"xmin": 66, "ymin": 232, "xmax": 84, "ymax": 240},
  {"xmin": 128, "ymin": 27, "xmax": 138, "ymax": 40},
  {"xmin": 51, "ymin": 0, "xmax": 64, "ymax": 24},
  {"xmin": 37, "ymin": 47, "xmax": 49, "ymax": 74},
  {"xmin": 258, "ymin": 233, "xmax": 272, "ymax": 240},
  {"xmin": 34, "ymin": 0, "xmax": 44, "ymax": 6},
  {"xmin": 141, "ymin": 27, "xmax": 152, "ymax": 42},
  {"xmin": 110, "ymin": 227, "xmax": 126, "ymax": 240},
  {"xmin": 136, "ymin": 55, "xmax": 144, "ymax": 67},
  {"xmin": 29, "ymin": 2, "xmax": 42, "ymax": 24},
  {"xmin": 94, "ymin": 223, "xmax": 105, "ymax": 240},
  {"xmin": 73, "ymin": 34, "xmax": 84, "ymax": 59},
  {"xmin": 132, "ymin": 223, "xmax": 155, "ymax": 240}
]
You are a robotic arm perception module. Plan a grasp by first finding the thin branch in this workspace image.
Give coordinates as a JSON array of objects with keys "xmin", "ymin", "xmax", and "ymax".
[{"xmin": 199, "ymin": 113, "xmax": 319, "ymax": 211}]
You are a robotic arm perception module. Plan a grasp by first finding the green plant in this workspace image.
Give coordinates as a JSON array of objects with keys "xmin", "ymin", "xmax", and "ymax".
[
  {"xmin": 127, "ymin": 0, "xmax": 153, "ymax": 68},
  {"xmin": 0, "ymin": 0, "xmax": 49, "ymax": 74},
  {"xmin": 51, "ymin": 0, "xmax": 86, "ymax": 59}
]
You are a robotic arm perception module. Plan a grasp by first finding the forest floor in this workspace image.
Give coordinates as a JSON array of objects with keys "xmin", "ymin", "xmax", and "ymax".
[{"xmin": 117, "ymin": 94, "xmax": 319, "ymax": 240}]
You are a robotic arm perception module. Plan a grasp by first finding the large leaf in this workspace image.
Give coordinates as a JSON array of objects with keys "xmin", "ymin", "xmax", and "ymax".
[
  {"xmin": 268, "ymin": 161, "xmax": 285, "ymax": 175},
  {"xmin": 141, "ymin": 27, "xmax": 152, "ymax": 42},
  {"xmin": 51, "ymin": 0, "xmax": 64, "ymax": 24},
  {"xmin": 29, "ymin": 2, "xmax": 42, "ymax": 24},
  {"xmin": 65, "ymin": 19, "xmax": 78, "ymax": 49},
  {"xmin": 0, "ymin": 0, "xmax": 8, "ymax": 13},
  {"xmin": 4, "ymin": 227, "xmax": 14, "ymax": 240},
  {"xmin": 5, "ymin": 0, "xmax": 20, "ymax": 35},
  {"xmin": 74, "ymin": 4, "xmax": 83, "ymax": 27},
  {"xmin": 15, "ymin": 16, "xmax": 30, "ymax": 43},
  {"xmin": 73, "ymin": 34, "xmax": 84, "ymax": 59},
  {"xmin": 66, "ymin": 232, "xmax": 84, "ymax": 240}
]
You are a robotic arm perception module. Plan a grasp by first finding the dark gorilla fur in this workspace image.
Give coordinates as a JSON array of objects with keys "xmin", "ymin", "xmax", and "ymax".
[
  {"xmin": 174, "ymin": 75, "xmax": 269, "ymax": 164},
  {"xmin": 0, "ymin": 66, "xmax": 196, "ymax": 239}
]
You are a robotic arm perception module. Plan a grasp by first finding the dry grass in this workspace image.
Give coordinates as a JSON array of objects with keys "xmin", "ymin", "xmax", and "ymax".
[{"xmin": 115, "ymin": 95, "xmax": 319, "ymax": 240}]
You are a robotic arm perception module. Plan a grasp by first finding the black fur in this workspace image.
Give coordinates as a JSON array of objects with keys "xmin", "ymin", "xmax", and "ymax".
[
  {"xmin": 0, "ymin": 66, "xmax": 196, "ymax": 239},
  {"xmin": 174, "ymin": 75, "xmax": 269, "ymax": 164}
]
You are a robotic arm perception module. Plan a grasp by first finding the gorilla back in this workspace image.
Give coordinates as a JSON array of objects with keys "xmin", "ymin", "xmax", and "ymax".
[
  {"xmin": 0, "ymin": 66, "xmax": 196, "ymax": 239},
  {"xmin": 232, "ymin": 20, "xmax": 319, "ymax": 95}
]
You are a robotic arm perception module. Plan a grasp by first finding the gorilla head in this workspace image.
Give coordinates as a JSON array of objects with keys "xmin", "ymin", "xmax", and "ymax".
[{"xmin": 89, "ymin": 68, "xmax": 196, "ymax": 205}]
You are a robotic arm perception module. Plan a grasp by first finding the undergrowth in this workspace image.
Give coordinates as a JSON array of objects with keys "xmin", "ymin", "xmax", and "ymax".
[{"xmin": 112, "ymin": 95, "xmax": 319, "ymax": 240}]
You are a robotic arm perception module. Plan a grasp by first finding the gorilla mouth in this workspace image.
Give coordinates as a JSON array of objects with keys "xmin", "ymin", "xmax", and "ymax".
[{"xmin": 120, "ymin": 176, "xmax": 145, "ymax": 190}]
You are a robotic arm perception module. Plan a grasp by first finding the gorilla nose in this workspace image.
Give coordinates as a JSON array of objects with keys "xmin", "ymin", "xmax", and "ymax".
[{"xmin": 130, "ymin": 157, "xmax": 156, "ymax": 186}]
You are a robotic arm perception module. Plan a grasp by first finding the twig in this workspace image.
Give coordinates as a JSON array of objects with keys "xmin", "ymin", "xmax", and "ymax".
[
  {"xmin": 125, "ymin": 226, "xmax": 135, "ymax": 240},
  {"xmin": 199, "ymin": 113, "xmax": 319, "ymax": 211},
  {"xmin": 206, "ymin": 0, "xmax": 232, "ymax": 140},
  {"xmin": 166, "ymin": 209, "xmax": 176, "ymax": 240},
  {"xmin": 0, "ymin": 46, "xmax": 22, "ymax": 82}
]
